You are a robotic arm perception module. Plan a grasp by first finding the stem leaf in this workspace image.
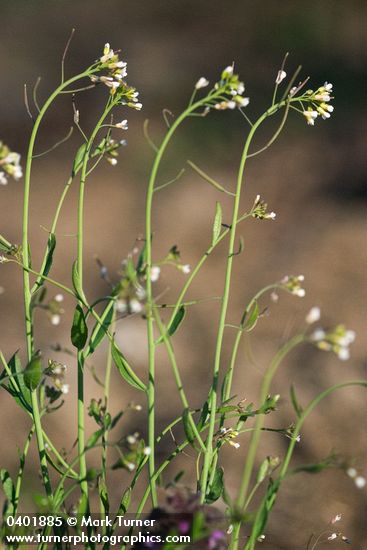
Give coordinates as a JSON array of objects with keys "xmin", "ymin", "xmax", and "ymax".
[
  {"xmin": 23, "ymin": 355, "xmax": 42, "ymax": 391},
  {"xmin": 0, "ymin": 469, "xmax": 15, "ymax": 516},
  {"xmin": 86, "ymin": 299, "xmax": 115, "ymax": 356},
  {"xmin": 206, "ymin": 466, "xmax": 224, "ymax": 504},
  {"xmin": 71, "ymin": 304, "xmax": 88, "ymax": 350},
  {"xmin": 182, "ymin": 408, "xmax": 197, "ymax": 450},
  {"xmin": 241, "ymin": 300, "xmax": 259, "ymax": 332},
  {"xmin": 111, "ymin": 342, "xmax": 146, "ymax": 392},
  {"xmin": 72, "ymin": 143, "xmax": 87, "ymax": 176},
  {"xmin": 290, "ymin": 384, "xmax": 303, "ymax": 418},
  {"xmin": 212, "ymin": 201, "xmax": 222, "ymax": 245}
]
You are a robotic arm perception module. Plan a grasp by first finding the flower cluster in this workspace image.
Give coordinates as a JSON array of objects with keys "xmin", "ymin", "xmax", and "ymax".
[
  {"xmin": 280, "ymin": 274, "xmax": 306, "ymax": 297},
  {"xmin": 301, "ymin": 82, "xmax": 334, "ymax": 126},
  {"xmin": 251, "ymin": 194, "xmax": 276, "ymax": 220},
  {"xmin": 347, "ymin": 467, "xmax": 366, "ymax": 489},
  {"xmin": 213, "ymin": 65, "xmax": 249, "ymax": 110},
  {"xmin": 217, "ymin": 426, "xmax": 241, "ymax": 449},
  {"xmin": 45, "ymin": 360, "xmax": 69, "ymax": 400},
  {"xmin": 310, "ymin": 324, "xmax": 356, "ymax": 360},
  {"xmin": 91, "ymin": 43, "xmax": 142, "ymax": 109},
  {"xmin": 194, "ymin": 65, "xmax": 249, "ymax": 111},
  {"xmin": 0, "ymin": 141, "xmax": 22, "ymax": 185},
  {"xmin": 46, "ymin": 293, "xmax": 65, "ymax": 326},
  {"xmin": 93, "ymin": 135, "xmax": 127, "ymax": 168}
]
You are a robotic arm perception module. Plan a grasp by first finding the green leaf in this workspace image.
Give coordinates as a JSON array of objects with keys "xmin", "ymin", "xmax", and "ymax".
[
  {"xmin": 182, "ymin": 408, "xmax": 196, "ymax": 449},
  {"xmin": 197, "ymin": 401, "xmax": 209, "ymax": 430},
  {"xmin": 206, "ymin": 466, "xmax": 224, "ymax": 504},
  {"xmin": 23, "ymin": 354, "xmax": 42, "ymax": 391},
  {"xmin": 290, "ymin": 384, "xmax": 303, "ymax": 418},
  {"xmin": 86, "ymin": 428, "xmax": 104, "ymax": 449},
  {"xmin": 111, "ymin": 343, "xmax": 146, "ymax": 392},
  {"xmin": 0, "ymin": 469, "xmax": 15, "ymax": 516},
  {"xmin": 212, "ymin": 201, "xmax": 222, "ymax": 245},
  {"xmin": 86, "ymin": 299, "xmax": 114, "ymax": 356},
  {"xmin": 42, "ymin": 233, "xmax": 56, "ymax": 280},
  {"xmin": 256, "ymin": 457, "xmax": 270, "ymax": 484},
  {"xmin": 98, "ymin": 478, "xmax": 109, "ymax": 515},
  {"xmin": 221, "ymin": 370, "xmax": 231, "ymax": 404},
  {"xmin": 241, "ymin": 300, "xmax": 259, "ymax": 332},
  {"xmin": 156, "ymin": 306, "xmax": 186, "ymax": 344},
  {"xmin": 169, "ymin": 306, "xmax": 186, "ymax": 337},
  {"xmin": 72, "ymin": 143, "xmax": 87, "ymax": 176},
  {"xmin": 71, "ymin": 260, "xmax": 84, "ymax": 299},
  {"xmin": 8, "ymin": 352, "xmax": 32, "ymax": 411},
  {"xmin": 117, "ymin": 487, "xmax": 131, "ymax": 516},
  {"xmin": 71, "ymin": 305, "xmax": 88, "ymax": 350}
]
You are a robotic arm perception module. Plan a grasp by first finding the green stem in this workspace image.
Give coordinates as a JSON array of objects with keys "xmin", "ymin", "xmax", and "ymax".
[
  {"xmin": 230, "ymin": 334, "xmax": 304, "ymax": 550},
  {"xmin": 154, "ymin": 309, "xmax": 206, "ymax": 452},
  {"xmin": 144, "ymin": 96, "xmax": 211, "ymax": 506},
  {"xmin": 200, "ymin": 108, "xmax": 276, "ymax": 503},
  {"xmin": 22, "ymin": 69, "xmax": 92, "ymax": 499},
  {"xmin": 244, "ymin": 380, "xmax": 367, "ymax": 550},
  {"xmin": 76, "ymin": 97, "xmax": 115, "ymax": 507}
]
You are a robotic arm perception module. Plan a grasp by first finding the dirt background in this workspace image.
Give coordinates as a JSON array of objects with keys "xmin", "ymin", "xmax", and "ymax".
[{"xmin": 1, "ymin": 1, "xmax": 367, "ymax": 548}]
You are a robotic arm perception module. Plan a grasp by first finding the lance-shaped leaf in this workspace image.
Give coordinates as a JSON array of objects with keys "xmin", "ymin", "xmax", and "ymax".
[
  {"xmin": 71, "ymin": 260, "xmax": 84, "ymax": 299},
  {"xmin": 35, "ymin": 234, "xmax": 56, "ymax": 292},
  {"xmin": 0, "ymin": 469, "xmax": 15, "ymax": 516},
  {"xmin": 182, "ymin": 408, "xmax": 197, "ymax": 449},
  {"xmin": 23, "ymin": 354, "xmax": 42, "ymax": 391},
  {"xmin": 241, "ymin": 300, "xmax": 259, "ymax": 331},
  {"xmin": 206, "ymin": 466, "xmax": 224, "ymax": 504},
  {"xmin": 7, "ymin": 352, "xmax": 32, "ymax": 411},
  {"xmin": 290, "ymin": 384, "xmax": 303, "ymax": 418},
  {"xmin": 72, "ymin": 143, "xmax": 87, "ymax": 176},
  {"xmin": 111, "ymin": 342, "xmax": 146, "ymax": 392},
  {"xmin": 212, "ymin": 201, "xmax": 222, "ymax": 245},
  {"xmin": 86, "ymin": 299, "xmax": 115, "ymax": 356},
  {"xmin": 71, "ymin": 305, "xmax": 88, "ymax": 350},
  {"xmin": 157, "ymin": 306, "xmax": 186, "ymax": 344}
]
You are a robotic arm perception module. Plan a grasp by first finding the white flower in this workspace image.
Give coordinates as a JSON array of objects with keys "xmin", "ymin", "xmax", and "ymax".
[
  {"xmin": 328, "ymin": 534, "xmax": 338, "ymax": 541},
  {"xmin": 331, "ymin": 514, "xmax": 342, "ymax": 524},
  {"xmin": 0, "ymin": 171, "xmax": 7, "ymax": 185},
  {"xmin": 347, "ymin": 467, "xmax": 357, "ymax": 478},
  {"xmin": 195, "ymin": 77, "xmax": 209, "ymax": 90},
  {"xmin": 127, "ymin": 434, "xmax": 137, "ymax": 445},
  {"xmin": 229, "ymin": 441, "xmax": 240, "ymax": 449},
  {"xmin": 223, "ymin": 65, "xmax": 234, "ymax": 77},
  {"xmin": 54, "ymin": 293, "xmax": 64, "ymax": 303},
  {"xmin": 275, "ymin": 70, "xmax": 287, "ymax": 84},
  {"xmin": 115, "ymin": 119, "xmax": 128, "ymax": 130},
  {"xmin": 61, "ymin": 384, "xmax": 69, "ymax": 394},
  {"xmin": 338, "ymin": 347, "xmax": 350, "ymax": 361},
  {"xmin": 303, "ymin": 109, "xmax": 318, "ymax": 126},
  {"xmin": 150, "ymin": 265, "xmax": 161, "ymax": 282},
  {"xmin": 130, "ymin": 102, "xmax": 142, "ymax": 110},
  {"xmin": 143, "ymin": 446, "xmax": 151, "ymax": 456},
  {"xmin": 127, "ymin": 462, "xmax": 135, "ymax": 471},
  {"xmin": 130, "ymin": 298, "xmax": 143, "ymax": 313},
  {"xmin": 355, "ymin": 476, "xmax": 366, "ymax": 489},
  {"xmin": 115, "ymin": 299, "xmax": 127, "ymax": 313},
  {"xmin": 182, "ymin": 264, "xmax": 191, "ymax": 274},
  {"xmin": 107, "ymin": 157, "xmax": 118, "ymax": 166},
  {"xmin": 311, "ymin": 328, "xmax": 326, "ymax": 342},
  {"xmin": 235, "ymin": 96, "xmax": 250, "ymax": 108},
  {"xmin": 51, "ymin": 314, "xmax": 61, "ymax": 326},
  {"xmin": 315, "ymin": 93, "xmax": 331, "ymax": 102},
  {"xmin": 306, "ymin": 307, "xmax": 321, "ymax": 324},
  {"xmin": 324, "ymin": 82, "xmax": 333, "ymax": 92}
]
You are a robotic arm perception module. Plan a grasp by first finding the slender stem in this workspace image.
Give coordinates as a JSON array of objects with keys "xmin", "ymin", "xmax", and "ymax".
[
  {"xmin": 244, "ymin": 380, "xmax": 367, "ymax": 550},
  {"xmin": 144, "ymin": 96, "xmax": 210, "ymax": 505},
  {"xmin": 101, "ymin": 309, "xmax": 116, "ymax": 515},
  {"xmin": 200, "ymin": 109, "xmax": 273, "ymax": 502},
  {"xmin": 22, "ymin": 69, "xmax": 92, "ymax": 499},
  {"xmin": 230, "ymin": 334, "xmax": 304, "ymax": 550},
  {"xmin": 154, "ymin": 309, "xmax": 206, "ymax": 452},
  {"xmin": 76, "ymin": 97, "xmax": 115, "ymax": 507},
  {"xmin": 14, "ymin": 425, "xmax": 35, "ymax": 513}
]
